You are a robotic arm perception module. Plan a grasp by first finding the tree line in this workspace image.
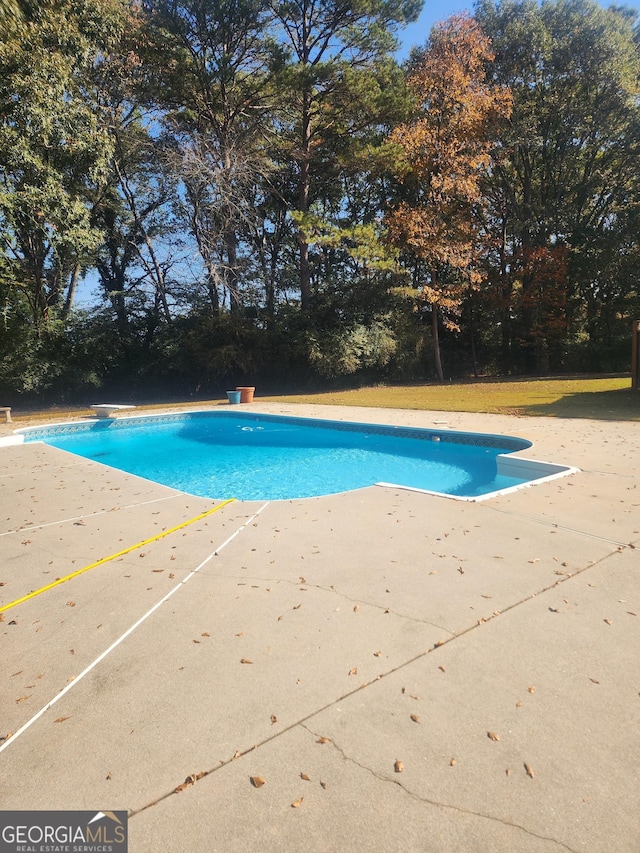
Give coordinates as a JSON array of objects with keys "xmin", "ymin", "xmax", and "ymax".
[{"xmin": 1, "ymin": 0, "xmax": 639, "ymax": 401}]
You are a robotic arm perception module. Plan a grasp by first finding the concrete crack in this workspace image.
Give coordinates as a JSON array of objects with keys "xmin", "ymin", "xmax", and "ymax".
[
  {"xmin": 226, "ymin": 572, "xmax": 453, "ymax": 633},
  {"xmin": 300, "ymin": 723, "xmax": 581, "ymax": 853}
]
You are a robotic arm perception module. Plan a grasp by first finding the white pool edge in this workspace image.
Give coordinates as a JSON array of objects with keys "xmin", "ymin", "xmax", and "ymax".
[{"xmin": 377, "ymin": 455, "xmax": 581, "ymax": 502}]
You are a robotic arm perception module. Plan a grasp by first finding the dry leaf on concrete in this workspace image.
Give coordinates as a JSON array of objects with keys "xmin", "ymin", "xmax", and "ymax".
[
  {"xmin": 291, "ymin": 798, "xmax": 303, "ymax": 808},
  {"xmin": 394, "ymin": 759, "xmax": 404, "ymax": 773},
  {"xmin": 487, "ymin": 731, "xmax": 500, "ymax": 741},
  {"xmin": 250, "ymin": 776, "xmax": 265, "ymax": 788},
  {"xmin": 524, "ymin": 763, "xmax": 535, "ymax": 778}
]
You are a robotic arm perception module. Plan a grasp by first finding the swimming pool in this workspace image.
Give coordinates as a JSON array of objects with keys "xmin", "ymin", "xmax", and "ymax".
[{"xmin": 18, "ymin": 411, "xmax": 575, "ymax": 501}]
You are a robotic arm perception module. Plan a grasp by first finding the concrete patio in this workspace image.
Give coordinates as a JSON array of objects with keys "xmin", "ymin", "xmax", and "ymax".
[{"xmin": 1, "ymin": 403, "xmax": 638, "ymax": 852}]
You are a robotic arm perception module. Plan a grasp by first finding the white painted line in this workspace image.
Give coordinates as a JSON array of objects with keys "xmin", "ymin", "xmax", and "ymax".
[
  {"xmin": 0, "ymin": 501, "xmax": 270, "ymax": 755},
  {"xmin": 0, "ymin": 494, "xmax": 184, "ymax": 538}
]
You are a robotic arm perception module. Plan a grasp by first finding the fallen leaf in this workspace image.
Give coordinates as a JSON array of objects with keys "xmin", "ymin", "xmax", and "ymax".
[
  {"xmin": 277, "ymin": 615, "xmax": 284, "ymax": 621},
  {"xmin": 524, "ymin": 763, "xmax": 535, "ymax": 778},
  {"xmin": 320, "ymin": 781, "xmax": 327, "ymax": 789},
  {"xmin": 270, "ymin": 715, "xmax": 277, "ymax": 725},
  {"xmin": 505, "ymin": 768, "xmax": 511, "ymax": 777},
  {"xmin": 516, "ymin": 701, "xmax": 523, "ymax": 708},
  {"xmin": 316, "ymin": 737, "xmax": 331, "ymax": 744},
  {"xmin": 235, "ymin": 632, "xmax": 245, "ymax": 637},
  {"xmin": 353, "ymin": 605, "xmax": 360, "ymax": 612},
  {"xmin": 410, "ymin": 714, "xmax": 420, "ymax": 724},
  {"xmin": 527, "ymin": 686, "xmax": 536, "ymax": 694},
  {"xmin": 152, "ymin": 569, "xmax": 164, "ymax": 573},
  {"xmin": 202, "ymin": 632, "xmax": 210, "ymax": 637},
  {"xmin": 589, "ymin": 677, "xmax": 600, "ymax": 684},
  {"xmin": 300, "ymin": 773, "xmax": 311, "ymax": 781},
  {"xmin": 394, "ymin": 759, "xmax": 404, "ymax": 773},
  {"xmin": 604, "ymin": 618, "xmax": 612, "ymax": 625},
  {"xmin": 15, "ymin": 695, "xmax": 30, "ymax": 704},
  {"xmin": 449, "ymin": 758, "xmax": 456, "ymax": 766},
  {"xmin": 54, "ymin": 716, "xmax": 71, "ymax": 723},
  {"xmin": 240, "ymin": 658, "xmax": 253, "ymax": 665},
  {"xmin": 106, "ymin": 772, "xmax": 112, "ymax": 780},
  {"xmin": 487, "ymin": 731, "xmax": 500, "ymax": 741},
  {"xmin": 66, "ymin": 601, "xmax": 76, "ymax": 607},
  {"xmin": 291, "ymin": 798, "xmax": 303, "ymax": 808},
  {"xmin": 348, "ymin": 667, "xmax": 358, "ymax": 676},
  {"xmin": 373, "ymin": 650, "xmax": 382, "ymax": 657},
  {"xmin": 438, "ymin": 665, "xmax": 446, "ymax": 672},
  {"xmin": 293, "ymin": 604, "xmax": 301, "ymax": 610},
  {"xmin": 528, "ymin": 558, "xmax": 540, "ymax": 563},
  {"xmin": 250, "ymin": 776, "xmax": 265, "ymax": 788}
]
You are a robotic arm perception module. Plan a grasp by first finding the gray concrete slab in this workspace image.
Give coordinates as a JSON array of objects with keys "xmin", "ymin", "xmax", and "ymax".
[{"xmin": 0, "ymin": 405, "xmax": 638, "ymax": 852}]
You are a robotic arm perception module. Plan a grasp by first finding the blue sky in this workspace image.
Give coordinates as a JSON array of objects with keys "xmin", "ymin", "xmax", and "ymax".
[
  {"xmin": 399, "ymin": 0, "xmax": 473, "ymax": 57},
  {"xmin": 398, "ymin": 0, "xmax": 640, "ymax": 57}
]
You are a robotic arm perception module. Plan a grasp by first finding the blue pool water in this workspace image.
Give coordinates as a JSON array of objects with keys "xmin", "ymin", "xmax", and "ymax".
[{"xmin": 22, "ymin": 411, "xmax": 537, "ymax": 501}]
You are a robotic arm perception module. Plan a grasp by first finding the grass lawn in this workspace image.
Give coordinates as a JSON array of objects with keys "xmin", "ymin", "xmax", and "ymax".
[
  {"xmin": 261, "ymin": 375, "xmax": 639, "ymax": 420},
  {"xmin": 7, "ymin": 375, "xmax": 639, "ymax": 424}
]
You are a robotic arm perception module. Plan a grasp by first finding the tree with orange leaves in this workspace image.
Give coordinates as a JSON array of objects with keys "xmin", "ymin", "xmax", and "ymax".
[{"xmin": 386, "ymin": 15, "xmax": 511, "ymax": 381}]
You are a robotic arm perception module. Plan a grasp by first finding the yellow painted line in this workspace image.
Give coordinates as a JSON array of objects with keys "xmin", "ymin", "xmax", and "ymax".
[{"xmin": 0, "ymin": 498, "xmax": 236, "ymax": 615}]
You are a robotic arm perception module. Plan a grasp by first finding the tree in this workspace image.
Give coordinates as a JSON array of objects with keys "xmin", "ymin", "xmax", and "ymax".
[
  {"xmin": 0, "ymin": 0, "xmax": 130, "ymax": 330},
  {"xmin": 144, "ymin": 0, "xmax": 280, "ymax": 314},
  {"xmin": 386, "ymin": 15, "xmax": 511, "ymax": 380},
  {"xmin": 271, "ymin": 0, "xmax": 421, "ymax": 310},
  {"xmin": 476, "ymin": 0, "xmax": 640, "ymax": 372}
]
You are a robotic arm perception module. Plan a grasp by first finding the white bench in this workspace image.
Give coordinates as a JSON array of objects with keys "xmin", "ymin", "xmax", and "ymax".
[
  {"xmin": 1, "ymin": 407, "xmax": 11, "ymax": 423},
  {"xmin": 91, "ymin": 404, "xmax": 136, "ymax": 419}
]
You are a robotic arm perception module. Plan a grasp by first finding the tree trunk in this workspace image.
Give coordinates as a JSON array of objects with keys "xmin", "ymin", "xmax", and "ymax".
[
  {"xmin": 298, "ymin": 88, "xmax": 312, "ymax": 311},
  {"xmin": 469, "ymin": 296, "xmax": 479, "ymax": 377},
  {"xmin": 62, "ymin": 263, "xmax": 81, "ymax": 319},
  {"xmin": 431, "ymin": 301, "xmax": 444, "ymax": 382}
]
